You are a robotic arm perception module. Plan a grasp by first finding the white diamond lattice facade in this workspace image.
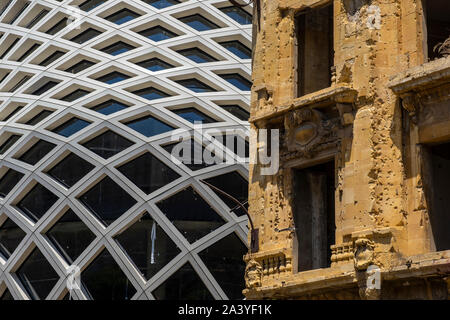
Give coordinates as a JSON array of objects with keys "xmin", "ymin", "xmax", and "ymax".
[{"xmin": 0, "ymin": 0, "xmax": 251, "ymax": 300}]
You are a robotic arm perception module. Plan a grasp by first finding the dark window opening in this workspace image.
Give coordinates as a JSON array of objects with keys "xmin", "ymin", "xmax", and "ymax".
[
  {"xmin": 16, "ymin": 247, "xmax": 59, "ymax": 300},
  {"xmin": 143, "ymin": 0, "xmax": 180, "ymax": 9},
  {"xmin": 17, "ymin": 183, "xmax": 59, "ymax": 222},
  {"xmin": 47, "ymin": 152, "xmax": 95, "ymax": 188},
  {"xmin": 70, "ymin": 28, "xmax": 102, "ymax": 44},
  {"xmin": 81, "ymin": 248, "xmax": 137, "ymax": 300},
  {"xmin": 297, "ymin": 4, "xmax": 334, "ymax": 97},
  {"xmin": 220, "ymin": 6, "xmax": 252, "ymax": 25},
  {"xmin": 219, "ymin": 40, "xmax": 251, "ymax": 59},
  {"xmin": 219, "ymin": 73, "xmax": 252, "ymax": 91},
  {"xmin": 52, "ymin": 117, "xmax": 91, "ymax": 137},
  {"xmin": 25, "ymin": 110, "xmax": 53, "ymax": 126},
  {"xmin": 91, "ymin": 99, "xmax": 129, "ymax": 115},
  {"xmin": 82, "ymin": 130, "xmax": 134, "ymax": 159},
  {"xmin": 64, "ymin": 60, "xmax": 95, "ymax": 74},
  {"xmin": 2, "ymin": 106, "xmax": 23, "ymax": 121},
  {"xmin": 218, "ymin": 105, "xmax": 249, "ymax": 121},
  {"xmin": 156, "ymin": 187, "xmax": 226, "ymax": 243},
  {"xmin": 422, "ymin": 142, "xmax": 450, "ymax": 251},
  {"xmin": 178, "ymin": 14, "xmax": 220, "ymax": 31},
  {"xmin": 172, "ymin": 107, "xmax": 216, "ymax": 123},
  {"xmin": 293, "ymin": 160, "xmax": 335, "ymax": 272},
  {"xmin": 177, "ymin": 48, "xmax": 218, "ymax": 63},
  {"xmin": 46, "ymin": 209, "xmax": 96, "ymax": 263},
  {"xmin": 17, "ymin": 43, "xmax": 40, "ymax": 62},
  {"xmin": 0, "ymin": 218, "xmax": 26, "ymax": 258},
  {"xmin": 152, "ymin": 262, "xmax": 214, "ymax": 300},
  {"xmin": 138, "ymin": 26, "xmax": 177, "ymax": 42},
  {"xmin": 78, "ymin": 176, "xmax": 136, "ymax": 226},
  {"xmin": 136, "ymin": 57, "xmax": 174, "ymax": 71},
  {"xmin": 175, "ymin": 79, "xmax": 217, "ymax": 93},
  {"xmin": 0, "ymin": 37, "xmax": 20, "ymax": 59},
  {"xmin": 60, "ymin": 89, "xmax": 91, "ymax": 102},
  {"xmin": 96, "ymin": 71, "xmax": 130, "ymax": 84},
  {"xmin": 25, "ymin": 9, "xmax": 49, "ymax": 29},
  {"xmin": 100, "ymin": 41, "xmax": 135, "ymax": 56},
  {"xmin": 31, "ymin": 81, "xmax": 59, "ymax": 96},
  {"xmin": 124, "ymin": 115, "xmax": 174, "ymax": 137},
  {"xmin": 18, "ymin": 139, "xmax": 56, "ymax": 165},
  {"xmin": 0, "ymin": 135, "xmax": 21, "ymax": 154},
  {"xmin": 104, "ymin": 8, "xmax": 140, "ymax": 25},
  {"xmin": 131, "ymin": 87, "xmax": 170, "ymax": 100},
  {"xmin": 115, "ymin": 212, "xmax": 181, "ymax": 280},
  {"xmin": 117, "ymin": 152, "xmax": 180, "ymax": 195},
  {"xmin": 39, "ymin": 51, "xmax": 65, "ymax": 67},
  {"xmin": 424, "ymin": 0, "xmax": 450, "ymax": 60},
  {"xmin": 46, "ymin": 17, "xmax": 69, "ymax": 35},
  {"xmin": 79, "ymin": 0, "xmax": 107, "ymax": 12},
  {"xmin": 163, "ymin": 139, "xmax": 217, "ymax": 171},
  {"xmin": 0, "ymin": 168, "xmax": 24, "ymax": 197}
]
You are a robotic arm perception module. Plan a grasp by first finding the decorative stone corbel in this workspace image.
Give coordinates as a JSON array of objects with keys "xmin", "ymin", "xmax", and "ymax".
[
  {"xmin": 353, "ymin": 238, "xmax": 375, "ymax": 271},
  {"xmin": 337, "ymin": 103, "xmax": 355, "ymax": 126},
  {"xmin": 400, "ymin": 93, "xmax": 418, "ymax": 124},
  {"xmin": 245, "ymin": 259, "xmax": 263, "ymax": 289},
  {"xmin": 254, "ymin": 84, "xmax": 274, "ymax": 110}
]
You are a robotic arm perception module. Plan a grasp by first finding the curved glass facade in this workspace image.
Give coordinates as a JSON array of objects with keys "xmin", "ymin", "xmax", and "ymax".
[{"xmin": 0, "ymin": 0, "xmax": 251, "ymax": 300}]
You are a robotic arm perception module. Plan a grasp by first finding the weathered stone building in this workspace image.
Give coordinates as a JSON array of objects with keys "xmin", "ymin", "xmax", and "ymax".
[{"xmin": 245, "ymin": 0, "xmax": 450, "ymax": 299}]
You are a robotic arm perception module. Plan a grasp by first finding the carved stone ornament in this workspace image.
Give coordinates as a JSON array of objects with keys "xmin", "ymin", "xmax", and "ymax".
[
  {"xmin": 401, "ymin": 93, "xmax": 418, "ymax": 123},
  {"xmin": 245, "ymin": 259, "xmax": 263, "ymax": 289},
  {"xmin": 284, "ymin": 108, "xmax": 336, "ymax": 153},
  {"xmin": 353, "ymin": 238, "xmax": 375, "ymax": 271}
]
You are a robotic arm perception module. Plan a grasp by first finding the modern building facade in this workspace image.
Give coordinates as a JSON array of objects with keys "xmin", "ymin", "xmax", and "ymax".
[
  {"xmin": 0, "ymin": 0, "xmax": 252, "ymax": 300},
  {"xmin": 246, "ymin": 0, "xmax": 450, "ymax": 299}
]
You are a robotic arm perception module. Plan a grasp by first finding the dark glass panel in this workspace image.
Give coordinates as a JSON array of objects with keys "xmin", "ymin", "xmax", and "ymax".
[
  {"xmin": 220, "ymin": 6, "xmax": 252, "ymax": 25},
  {"xmin": 219, "ymin": 40, "xmax": 251, "ymax": 59},
  {"xmin": 17, "ymin": 43, "xmax": 40, "ymax": 62},
  {"xmin": 70, "ymin": 28, "xmax": 102, "ymax": 44},
  {"xmin": 47, "ymin": 153, "xmax": 94, "ymax": 188},
  {"xmin": 81, "ymin": 248, "xmax": 136, "ymax": 300},
  {"xmin": 179, "ymin": 14, "xmax": 219, "ymax": 31},
  {"xmin": 18, "ymin": 140, "xmax": 56, "ymax": 165},
  {"xmin": 177, "ymin": 48, "xmax": 217, "ymax": 63},
  {"xmin": 3, "ymin": 106, "xmax": 23, "ymax": 121},
  {"xmin": 31, "ymin": 81, "xmax": 59, "ymax": 96},
  {"xmin": 175, "ymin": 79, "xmax": 216, "ymax": 93},
  {"xmin": 152, "ymin": 263, "xmax": 213, "ymax": 300},
  {"xmin": 220, "ymin": 73, "xmax": 252, "ymax": 91},
  {"xmin": 17, "ymin": 183, "xmax": 58, "ymax": 222},
  {"xmin": 79, "ymin": 0, "xmax": 107, "ymax": 12},
  {"xmin": 0, "ymin": 135, "xmax": 21, "ymax": 155},
  {"xmin": 100, "ymin": 41, "xmax": 135, "ymax": 56},
  {"xmin": 60, "ymin": 89, "xmax": 91, "ymax": 102},
  {"xmin": 16, "ymin": 248, "xmax": 59, "ymax": 300},
  {"xmin": 105, "ymin": 8, "xmax": 140, "ymax": 25},
  {"xmin": 136, "ymin": 57, "xmax": 174, "ymax": 71},
  {"xmin": 91, "ymin": 99, "xmax": 128, "ymax": 115},
  {"xmin": 118, "ymin": 152, "xmax": 180, "ymax": 194},
  {"xmin": 0, "ymin": 218, "xmax": 26, "ymax": 258},
  {"xmin": 82, "ymin": 130, "xmax": 134, "ymax": 159},
  {"xmin": 221, "ymin": 134, "xmax": 249, "ymax": 158},
  {"xmin": 96, "ymin": 71, "xmax": 130, "ymax": 84},
  {"xmin": 156, "ymin": 187, "xmax": 225, "ymax": 243},
  {"xmin": 46, "ymin": 209, "xmax": 96, "ymax": 263},
  {"xmin": 52, "ymin": 117, "xmax": 91, "ymax": 137},
  {"xmin": 64, "ymin": 60, "xmax": 95, "ymax": 74},
  {"xmin": 46, "ymin": 17, "xmax": 69, "ymax": 35},
  {"xmin": 25, "ymin": 9, "xmax": 49, "ymax": 29},
  {"xmin": 131, "ymin": 87, "xmax": 170, "ymax": 100},
  {"xmin": 0, "ymin": 288, "xmax": 13, "ymax": 300},
  {"xmin": 25, "ymin": 110, "xmax": 53, "ymax": 126},
  {"xmin": 163, "ymin": 139, "xmax": 216, "ymax": 171},
  {"xmin": 204, "ymin": 171, "xmax": 248, "ymax": 217},
  {"xmin": 40, "ymin": 51, "xmax": 65, "ymax": 67},
  {"xmin": 218, "ymin": 105, "xmax": 249, "ymax": 121},
  {"xmin": 172, "ymin": 107, "xmax": 216, "ymax": 123},
  {"xmin": 78, "ymin": 176, "xmax": 136, "ymax": 226},
  {"xmin": 0, "ymin": 168, "xmax": 24, "ymax": 197},
  {"xmin": 138, "ymin": 26, "xmax": 177, "ymax": 42},
  {"xmin": 125, "ymin": 115, "xmax": 174, "ymax": 137},
  {"xmin": 198, "ymin": 233, "xmax": 247, "ymax": 299},
  {"xmin": 115, "ymin": 213, "xmax": 180, "ymax": 280},
  {"xmin": 143, "ymin": 0, "xmax": 179, "ymax": 9}
]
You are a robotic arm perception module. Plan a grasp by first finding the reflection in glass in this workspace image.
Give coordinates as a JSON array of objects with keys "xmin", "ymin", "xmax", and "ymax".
[
  {"xmin": 17, "ymin": 183, "xmax": 59, "ymax": 222},
  {"xmin": 125, "ymin": 115, "xmax": 174, "ymax": 137},
  {"xmin": 46, "ymin": 209, "xmax": 96, "ymax": 263},
  {"xmin": 199, "ymin": 233, "xmax": 247, "ymax": 299},
  {"xmin": 152, "ymin": 262, "xmax": 213, "ymax": 300},
  {"xmin": 179, "ymin": 14, "xmax": 219, "ymax": 31},
  {"xmin": 82, "ymin": 130, "xmax": 134, "ymax": 159},
  {"xmin": 156, "ymin": 187, "xmax": 225, "ymax": 243},
  {"xmin": 52, "ymin": 117, "xmax": 91, "ymax": 137},
  {"xmin": 115, "ymin": 213, "xmax": 180, "ymax": 280},
  {"xmin": 47, "ymin": 153, "xmax": 94, "ymax": 188},
  {"xmin": 0, "ymin": 218, "xmax": 26, "ymax": 258},
  {"xmin": 118, "ymin": 152, "xmax": 180, "ymax": 194},
  {"xmin": 18, "ymin": 140, "xmax": 56, "ymax": 165},
  {"xmin": 82, "ymin": 248, "xmax": 137, "ymax": 300},
  {"xmin": 0, "ymin": 168, "xmax": 24, "ymax": 197},
  {"xmin": 79, "ymin": 176, "xmax": 136, "ymax": 226},
  {"xmin": 16, "ymin": 247, "xmax": 59, "ymax": 300}
]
